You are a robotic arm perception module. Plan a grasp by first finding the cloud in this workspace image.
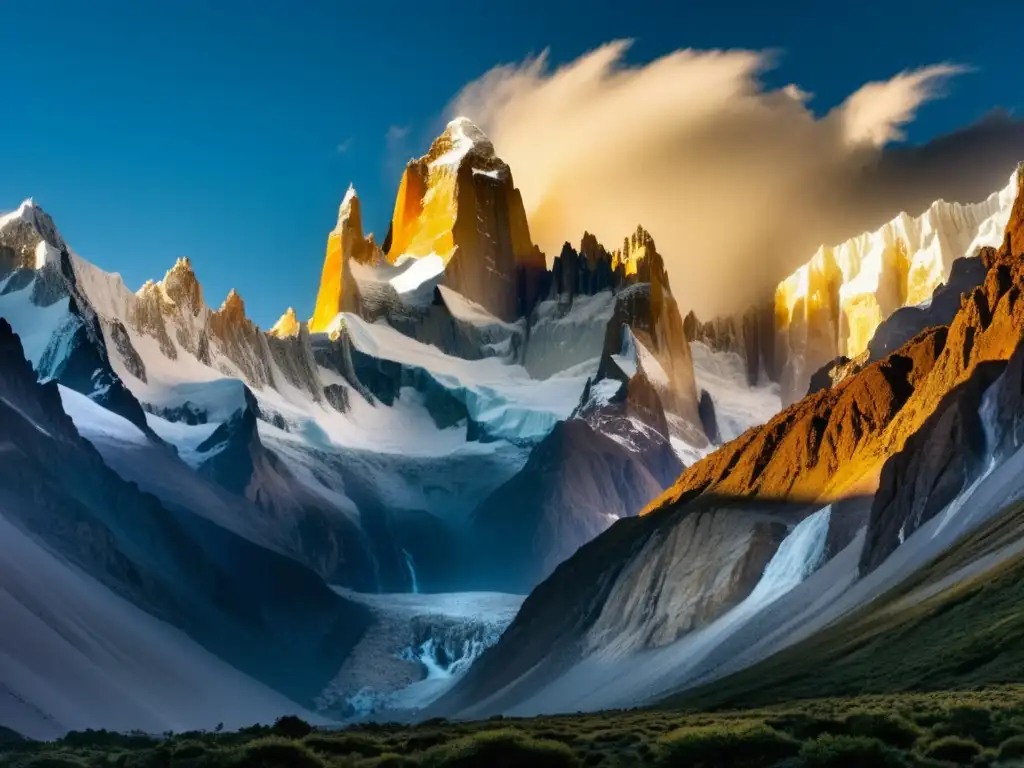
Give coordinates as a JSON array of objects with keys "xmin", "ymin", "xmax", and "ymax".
[
  {"xmin": 450, "ymin": 42, "xmax": 1023, "ymax": 318},
  {"xmin": 335, "ymin": 137, "xmax": 354, "ymax": 154},
  {"xmin": 386, "ymin": 125, "xmax": 410, "ymax": 144}
]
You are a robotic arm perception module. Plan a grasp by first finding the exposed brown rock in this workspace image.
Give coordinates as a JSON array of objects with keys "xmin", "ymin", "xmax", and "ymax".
[
  {"xmin": 208, "ymin": 289, "xmax": 274, "ymax": 388},
  {"xmin": 384, "ymin": 118, "xmax": 541, "ymax": 321}
]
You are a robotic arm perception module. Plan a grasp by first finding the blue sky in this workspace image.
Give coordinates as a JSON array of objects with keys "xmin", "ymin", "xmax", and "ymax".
[{"xmin": 1, "ymin": 0, "xmax": 1020, "ymax": 326}]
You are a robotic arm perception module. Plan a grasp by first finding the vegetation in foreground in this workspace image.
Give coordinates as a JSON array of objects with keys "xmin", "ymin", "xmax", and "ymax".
[{"xmin": 11, "ymin": 688, "xmax": 1024, "ymax": 766}]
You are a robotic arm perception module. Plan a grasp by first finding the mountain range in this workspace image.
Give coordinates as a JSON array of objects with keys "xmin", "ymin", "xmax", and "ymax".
[{"xmin": 2, "ymin": 115, "xmax": 1023, "ymax": 737}]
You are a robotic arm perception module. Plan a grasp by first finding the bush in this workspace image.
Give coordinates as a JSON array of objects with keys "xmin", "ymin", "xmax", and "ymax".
[
  {"xmin": 765, "ymin": 714, "xmax": 845, "ymax": 741},
  {"xmin": 270, "ymin": 716, "xmax": 313, "ymax": 740},
  {"xmin": 420, "ymin": 728, "xmax": 579, "ymax": 767},
  {"xmin": 933, "ymin": 707, "xmax": 996, "ymax": 746},
  {"xmin": 658, "ymin": 722, "xmax": 800, "ymax": 767},
  {"xmin": 20, "ymin": 758, "xmax": 90, "ymax": 768},
  {"xmin": 172, "ymin": 741, "xmax": 209, "ymax": 759},
  {"xmin": 360, "ymin": 755, "xmax": 417, "ymax": 768},
  {"xmin": 303, "ymin": 733, "xmax": 383, "ymax": 757},
  {"xmin": 922, "ymin": 736, "xmax": 983, "ymax": 764},
  {"xmin": 843, "ymin": 712, "xmax": 920, "ymax": 749},
  {"xmin": 232, "ymin": 736, "xmax": 327, "ymax": 768},
  {"xmin": 798, "ymin": 734, "xmax": 909, "ymax": 768},
  {"xmin": 998, "ymin": 734, "xmax": 1024, "ymax": 762}
]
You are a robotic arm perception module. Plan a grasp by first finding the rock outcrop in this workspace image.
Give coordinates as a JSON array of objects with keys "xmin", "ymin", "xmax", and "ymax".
[
  {"xmin": 309, "ymin": 186, "xmax": 382, "ymax": 333},
  {"xmin": 598, "ymin": 278, "xmax": 705, "ymax": 442},
  {"xmin": 859, "ymin": 177, "xmax": 1024, "ymax": 570},
  {"xmin": 383, "ymin": 117, "xmax": 544, "ymax": 321},
  {"xmin": 683, "ymin": 304, "xmax": 778, "ymax": 386},
  {"xmin": 436, "ymin": 165, "xmax": 1024, "ymax": 721},
  {"xmin": 774, "ymin": 169, "xmax": 1018, "ymax": 405},
  {"xmin": 0, "ymin": 317, "xmax": 371, "ymax": 707},
  {"xmin": 469, "ymin": 419, "xmax": 668, "ymax": 594},
  {"xmin": 269, "ymin": 307, "xmax": 300, "ymax": 338},
  {"xmin": 0, "ymin": 201, "xmax": 156, "ymax": 436}
]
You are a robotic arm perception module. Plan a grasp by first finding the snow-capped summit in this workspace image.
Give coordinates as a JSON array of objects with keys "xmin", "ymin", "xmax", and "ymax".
[
  {"xmin": 428, "ymin": 116, "xmax": 496, "ymax": 170},
  {"xmin": 0, "ymin": 198, "xmax": 66, "ymax": 266},
  {"xmin": 382, "ymin": 116, "xmax": 543, "ymax": 321}
]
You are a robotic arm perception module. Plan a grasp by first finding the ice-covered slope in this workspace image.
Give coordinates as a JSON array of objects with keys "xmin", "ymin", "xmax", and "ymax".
[{"xmin": 317, "ymin": 590, "xmax": 523, "ymax": 720}]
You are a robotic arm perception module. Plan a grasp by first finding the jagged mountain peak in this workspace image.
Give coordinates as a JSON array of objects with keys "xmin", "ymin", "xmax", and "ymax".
[
  {"xmin": 217, "ymin": 288, "xmax": 246, "ymax": 317},
  {"xmin": 0, "ymin": 197, "xmax": 66, "ymax": 263},
  {"xmin": 269, "ymin": 306, "xmax": 300, "ymax": 339},
  {"xmin": 774, "ymin": 165, "xmax": 1019, "ymax": 406},
  {"xmin": 156, "ymin": 256, "xmax": 204, "ymax": 316},
  {"xmin": 335, "ymin": 184, "xmax": 360, "ymax": 229},
  {"xmin": 426, "ymin": 117, "xmax": 497, "ymax": 170}
]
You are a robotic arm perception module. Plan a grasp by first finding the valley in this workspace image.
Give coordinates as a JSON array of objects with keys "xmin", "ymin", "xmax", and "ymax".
[{"xmin": 6, "ymin": 30, "xmax": 1024, "ymax": 765}]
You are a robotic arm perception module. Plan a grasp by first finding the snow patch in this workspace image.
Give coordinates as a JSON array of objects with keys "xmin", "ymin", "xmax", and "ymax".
[
  {"xmin": 690, "ymin": 341, "xmax": 781, "ymax": 441},
  {"xmin": 389, "ymin": 253, "xmax": 446, "ymax": 294},
  {"xmin": 58, "ymin": 385, "xmax": 148, "ymax": 447}
]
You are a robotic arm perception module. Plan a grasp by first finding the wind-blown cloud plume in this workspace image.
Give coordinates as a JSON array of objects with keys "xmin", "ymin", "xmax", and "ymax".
[{"xmin": 451, "ymin": 42, "xmax": 1021, "ymax": 317}]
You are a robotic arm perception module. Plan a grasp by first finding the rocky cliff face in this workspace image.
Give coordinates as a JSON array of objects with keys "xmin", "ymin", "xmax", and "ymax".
[
  {"xmin": 859, "ymin": 177, "xmax": 1024, "ymax": 571},
  {"xmin": 383, "ymin": 117, "xmax": 545, "ymax": 321},
  {"xmin": 683, "ymin": 304, "xmax": 778, "ymax": 386},
  {"xmin": 774, "ymin": 170, "xmax": 1018, "ymax": 406},
  {"xmin": 0, "ymin": 202, "xmax": 155, "ymax": 436},
  {"xmin": 438, "ymin": 168, "xmax": 1024, "ymax": 719},
  {"xmin": 0, "ymin": 317, "xmax": 371, "ymax": 707},
  {"xmin": 309, "ymin": 186, "xmax": 383, "ymax": 333},
  {"xmin": 469, "ymin": 419, "xmax": 668, "ymax": 594},
  {"xmin": 598, "ymin": 278, "xmax": 705, "ymax": 442}
]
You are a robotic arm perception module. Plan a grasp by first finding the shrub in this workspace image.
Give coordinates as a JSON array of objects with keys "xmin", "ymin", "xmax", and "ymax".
[
  {"xmin": 658, "ymin": 722, "xmax": 800, "ymax": 767},
  {"xmin": 232, "ymin": 736, "xmax": 327, "ymax": 768},
  {"xmin": 360, "ymin": 755, "xmax": 417, "ymax": 767},
  {"xmin": 303, "ymin": 733, "xmax": 383, "ymax": 757},
  {"xmin": 933, "ymin": 707, "xmax": 996, "ymax": 746},
  {"xmin": 843, "ymin": 712, "xmax": 920, "ymax": 749},
  {"xmin": 172, "ymin": 741, "xmax": 209, "ymax": 760},
  {"xmin": 121, "ymin": 749, "xmax": 173, "ymax": 768},
  {"xmin": 270, "ymin": 716, "xmax": 313, "ymax": 740},
  {"xmin": 798, "ymin": 734, "xmax": 910, "ymax": 768},
  {"xmin": 420, "ymin": 728, "xmax": 579, "ymax": 767},
  {"xmin": 922, "ymin": 736, "xmax": 983, "ymax": 764},
  {"xmin": 20, "ymin": 758, "xmax": 91, "ymax": 768},
  {"xmin": 403, "ymin": 732, "xmax": 449, "ymax": 752},
  {"xmin": 765, "ymin": 714, "xmax": 845, "ymax": 741},
  {"xmin": 998, "ymin": 734, "xmax": 1024, "ymax": 762}
]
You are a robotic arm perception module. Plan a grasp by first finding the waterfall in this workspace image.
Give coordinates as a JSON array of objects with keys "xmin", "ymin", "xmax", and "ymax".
[
  {"xmin": 744, "ymin": 505, "xmax": 832, "ymax": 607},
  {"xmin": 403, "ymin": 549, "xmax": 420, "ymax": 594},
  {"xmin": 979, "ymin": 378, "xmax": 1002, "ymax": 457}
]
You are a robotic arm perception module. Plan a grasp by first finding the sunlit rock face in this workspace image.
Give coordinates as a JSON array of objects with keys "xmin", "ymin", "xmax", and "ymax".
[
  {"xmin": 774, "ymin": 169, "xmax": 1019, "ymax": 405},
  {"xmin": 548, "ymin": 226, "xmax": 667, "ymax": 304},
  {"xmin": 384, "ymin": 117, "xmax": 543, "ymax": 321},
  {"xmin": 309, "ymin": 186, "xmax": 382, "ymax": 333},
  {"xmin": 269, "ymin": 307, "xmax": 300, "ymax": 339}
]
